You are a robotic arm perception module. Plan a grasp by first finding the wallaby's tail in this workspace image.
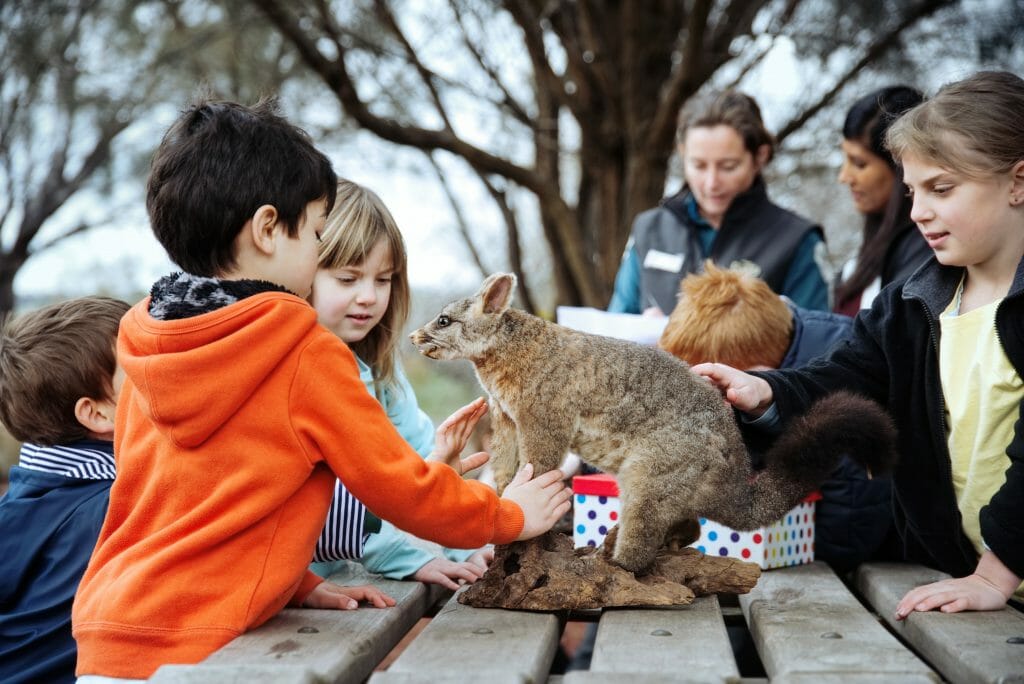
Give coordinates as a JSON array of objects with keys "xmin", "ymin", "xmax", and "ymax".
[{"xmin": 718, "ymin": 391, "xmax": 897, "ymax": 530}]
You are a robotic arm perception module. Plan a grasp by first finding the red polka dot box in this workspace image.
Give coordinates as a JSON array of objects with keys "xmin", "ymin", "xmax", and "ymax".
[{"xmin": 572, "ymin": 473, "xmax": 822, "ymax": 569}]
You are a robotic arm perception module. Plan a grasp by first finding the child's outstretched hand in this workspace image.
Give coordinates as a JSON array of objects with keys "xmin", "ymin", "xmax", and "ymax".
[
  {"xmin": 464, "ymin": 546, "xmax": 494, "ymax": 572},
  {"xmin": 302, "ymin": 581, "xmax": 396, "ymax": 610},
  {"xmin": 412, "ymin": 557, "xmax": 488, "ymax": 591},
  {"xmin": 428, "ymin": 397, "xmax": 489, "ymax": 475},
  {"xmin": 895, "ymin": 551, "xmax": 1019, "ymax": 619},
  {"xmin": 502, "ymin": 464, "xmax": 572, "ymax": 541},
  {"xmin": 691, "ymin": 362, "xmax": 774, "ymax": 416}
]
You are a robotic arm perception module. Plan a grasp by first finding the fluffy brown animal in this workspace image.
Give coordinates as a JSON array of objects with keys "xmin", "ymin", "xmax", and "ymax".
[{"xmin": 410, "ymin": 273, "xmax": 896, "ymax": 574}]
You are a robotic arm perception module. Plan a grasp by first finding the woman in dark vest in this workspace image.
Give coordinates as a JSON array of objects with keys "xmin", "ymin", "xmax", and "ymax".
[
  {"xmin": 608, "ymin": 89, "xmax": 829, "ymax": 315},
  {"xmin": 833, "ymin": 86, "xmax": 931, "ymax": 316}
]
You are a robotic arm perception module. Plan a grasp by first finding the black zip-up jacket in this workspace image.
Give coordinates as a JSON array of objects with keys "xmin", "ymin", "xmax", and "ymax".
[{"xmin": 755, "ymin": 255, "xmax": 1024, "ymax": 580}]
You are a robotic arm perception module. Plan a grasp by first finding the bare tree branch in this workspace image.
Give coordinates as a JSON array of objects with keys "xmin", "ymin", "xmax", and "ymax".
[
  {"xmin": 424, "ymin": 153, "xmax": 489, "ymax": 279},
  {"xmin": 474, "ymin": 172, "xmax": 537, "ymax": 314},
  {"xmin": 255, "ymin": 0, "xmax": 542, "ymax": 191},
  {"xmin": 646, "ymin": 0, "xmax": 714, "ymax": 150},
  {"xmin": 27, "ymin": 220, "xmax": 95, "ymax": 255},
  {"xmin": 448, "ymin": 0, "xmax": 533, "ymax": 128},
  {"xmin": 775, "ymin": 0, "xmax": 955, "ymax": 144},
  {"xmin": 372, "ymin": 0, "xmax": 454, "ymax": 131},
  {"xmin": 723, "ymin": 36, "xmax": 775, "ymax": 91},
  {"xmin": 504, "ymin": 0, "xmax": 593, "ymax": 139}
]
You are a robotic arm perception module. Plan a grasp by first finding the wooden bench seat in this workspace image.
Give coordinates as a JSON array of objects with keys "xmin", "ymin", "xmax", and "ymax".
[
  {"xmin": 856, "ymin": 562, "xmax": 1024, "ymax": 684},
  {"xmin": 149, "ymin": 565, "xmax": 447, "ymax": 684},
  {"xmin": 739, "ymin": 562, "xmax": 935, "ymax": 682},
  {"xmin": 370, "ymin": 591, "xmax": 562, "ymax": 683},
  {"xmin": 565, "ymin": 596, "xmax": 739, "ymax": 683},
  {"xmin": 147, "ymin": 560, "xmax": 1024, "ymax": 683}
]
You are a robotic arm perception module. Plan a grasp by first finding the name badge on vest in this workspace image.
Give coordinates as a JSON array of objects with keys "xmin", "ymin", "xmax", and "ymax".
[{"xmin": 643, "ymin": 249, "xmax": 684, "ymax": 273}]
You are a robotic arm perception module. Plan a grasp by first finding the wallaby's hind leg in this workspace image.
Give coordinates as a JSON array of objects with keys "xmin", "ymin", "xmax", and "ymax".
[
  {"xmin": 610, "ymin": 466, "xmax": 674, "ymax": 574},
  {"xmin": 664, "ymin": 517, "xmax": 701, "ymax": 550},
  {"xmin": 488, "ymin": 405, "xmax": 518, "ymax": 493}
]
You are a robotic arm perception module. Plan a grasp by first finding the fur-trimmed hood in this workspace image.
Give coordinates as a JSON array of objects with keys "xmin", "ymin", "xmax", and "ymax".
[{"xmin": 121, "ymin": 276, "xmax": 316, "ymax": 447}]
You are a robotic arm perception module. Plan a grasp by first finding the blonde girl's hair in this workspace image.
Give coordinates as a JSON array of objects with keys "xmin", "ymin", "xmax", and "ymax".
[
  {"xmin": 885, "ymin": 71, "xmax": 1024, "ymax": 179},
  {"xmin": 659, "ymin": 261, "xmax": 792, "ymax": 370},
  {"xmin": 318, "ymin": 179, "xmax": 410, "ymax": 395}
]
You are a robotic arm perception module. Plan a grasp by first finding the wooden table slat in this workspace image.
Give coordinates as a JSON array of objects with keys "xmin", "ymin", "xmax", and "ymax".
[
  {"xmin": 370, "ymin": 589, "xmax": 561, "ymax": 683},
  {"xmin": 573, "ymin": 596, "xmax": 739, "ymax": 682},
  {"xmin": 150, "ymin": 570, "xmax": 442, "ymax": 684},
  {"xmin": 739, "ymin": 562, "xmax": 935, "ymax": 680},
  {"xmin": 855, "ymin": 562, "xmax": 1024, "ymax": 684}
]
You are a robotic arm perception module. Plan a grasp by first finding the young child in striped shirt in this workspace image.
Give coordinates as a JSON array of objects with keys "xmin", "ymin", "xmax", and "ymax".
[
  {"xmin": 310, "ymin": 179, "xmax": 495, "ymax": 591},
  {"xmin": 0, "ymin": 297, "xmax": 128, "ymax": 684}
]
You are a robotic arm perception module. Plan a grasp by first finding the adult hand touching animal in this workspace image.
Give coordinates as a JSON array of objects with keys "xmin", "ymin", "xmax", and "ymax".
[
  {"xmin": 691, "ymin": 362, "xmax": 774, "ymax": 416},
  {"xmin": 428, "ymin": 397, "xmax": 489, "ymax": 475},
  {"xmin": 502, "ymin": 464, "xmax": 572, "ymax": 541}
]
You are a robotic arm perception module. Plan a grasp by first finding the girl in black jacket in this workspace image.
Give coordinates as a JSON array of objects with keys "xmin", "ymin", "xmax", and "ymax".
[{"xmin": 695, "ymin": 71, "xmax": 1024, "ymax": 618}]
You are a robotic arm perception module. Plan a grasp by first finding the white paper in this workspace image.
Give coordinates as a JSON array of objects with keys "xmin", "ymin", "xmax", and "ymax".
[{"xmin": 556, "ymin": 306, "xmax": 668, "ymax": 346}]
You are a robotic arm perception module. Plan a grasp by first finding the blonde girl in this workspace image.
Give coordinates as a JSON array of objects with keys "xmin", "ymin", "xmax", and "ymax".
[
  {"xmin": 695, "ymin": 71, "xmax": 1024, "ymax": 616},
  {"xmin": 311, "ymin": 179, "xmax": 493, "ymax": 590}
]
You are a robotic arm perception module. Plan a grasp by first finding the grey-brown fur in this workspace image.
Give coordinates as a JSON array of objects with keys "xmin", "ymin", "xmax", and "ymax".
[{"xmin": 411, "ymin": 273, "xmax": 897, "ymax": 574}]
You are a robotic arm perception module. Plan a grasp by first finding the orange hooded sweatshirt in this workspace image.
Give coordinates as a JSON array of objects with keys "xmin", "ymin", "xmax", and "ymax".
[{"xmin": 72, "ymin": 292, "xmax": 524, "ymax": 678}]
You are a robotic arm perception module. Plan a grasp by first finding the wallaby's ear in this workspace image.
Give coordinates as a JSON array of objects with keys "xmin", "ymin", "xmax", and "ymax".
[{"xmin": 478, "ymin": 273, "xmax": 517, "ymax": 314}]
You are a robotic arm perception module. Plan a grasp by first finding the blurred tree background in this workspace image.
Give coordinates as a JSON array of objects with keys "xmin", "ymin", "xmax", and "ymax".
[{"xmin": 1, "ymin": 0, "xmax": 1022, "ymax": 478}]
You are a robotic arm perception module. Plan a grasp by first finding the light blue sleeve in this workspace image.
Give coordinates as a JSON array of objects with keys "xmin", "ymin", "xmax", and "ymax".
[
  {"xmin": 353, "ymin": 360, "xmax": 480, "ymax": 573},
  {"xmin": 782, "ymin": 231, "xmax": 829, "ymax": 311},
  {"xmin": 380, "ymin": 366, "xmax": 435, "ymax": 459},
  {"xmin": 607, "ymin": 243, "xmax": 642, "ymax": 313},
  {"xmin": 359, "ymin": 521, "xmax": 438, "ymax": 579}
]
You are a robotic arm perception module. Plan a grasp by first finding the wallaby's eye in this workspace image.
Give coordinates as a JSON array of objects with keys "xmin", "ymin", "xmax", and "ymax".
[{"xmin": 437, "ymin": 315, "xmax": 451, "ymax": 327}]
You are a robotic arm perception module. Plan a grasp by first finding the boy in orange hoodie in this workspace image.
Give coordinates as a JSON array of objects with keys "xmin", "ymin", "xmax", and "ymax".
[{"xmin": 71, "ymin": 99, "xmax": 572, "ymax": 680}]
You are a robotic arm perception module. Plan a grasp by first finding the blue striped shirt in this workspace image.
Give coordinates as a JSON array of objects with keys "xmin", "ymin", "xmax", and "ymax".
[
  {"xmin": 18, "ymin": 442, "xmax": 116, "ymax": 481},
  {"xmin": 313, "ymin": 481, "xmax": 367, "ymax": 562}
]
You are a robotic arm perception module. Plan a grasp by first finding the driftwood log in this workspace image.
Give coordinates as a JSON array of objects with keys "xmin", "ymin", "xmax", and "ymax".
[{"xmin": 459, "ymin": 528, "xmax": 761, "ymax": 610}]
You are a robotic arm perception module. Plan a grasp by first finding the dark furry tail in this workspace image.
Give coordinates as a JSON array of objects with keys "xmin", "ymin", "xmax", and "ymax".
[{"xmin": 722, "ymin": 391, "xmax": 897, "ymax": 530}]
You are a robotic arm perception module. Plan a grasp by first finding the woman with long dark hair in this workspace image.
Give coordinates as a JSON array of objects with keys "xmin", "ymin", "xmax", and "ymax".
[{"xmin": 834, "ymin": 86, "xmax": 931, "ymax": 315}]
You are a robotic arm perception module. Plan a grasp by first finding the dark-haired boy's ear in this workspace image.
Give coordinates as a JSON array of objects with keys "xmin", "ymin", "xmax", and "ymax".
[
  {"xmin": 249, "ymin": 204, "xmax": 281, "ymax": 256},
  {"xmin": 74, "ymin": 396, "xmax": 116, "ymax": 440}
]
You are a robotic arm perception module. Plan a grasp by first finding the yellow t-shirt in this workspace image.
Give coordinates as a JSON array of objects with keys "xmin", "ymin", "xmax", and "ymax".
[{"xmin": 940, "ymin": 290, "xmax": 1024, "ymax": 596}]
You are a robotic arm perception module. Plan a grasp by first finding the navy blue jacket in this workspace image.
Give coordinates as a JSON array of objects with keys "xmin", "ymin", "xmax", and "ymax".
[{"xmin": 0, "ymin": 443, "xmax": 113, "ymax": 684}]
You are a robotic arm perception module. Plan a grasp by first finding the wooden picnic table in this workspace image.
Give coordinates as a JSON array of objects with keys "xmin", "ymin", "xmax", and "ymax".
[{"xmin": 149, "ymin": 560, "xmax": 1024, "ymax": 684}]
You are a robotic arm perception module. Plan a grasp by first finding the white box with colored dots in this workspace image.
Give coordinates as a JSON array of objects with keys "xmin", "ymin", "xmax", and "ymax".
[
  {"xmin": 572, "ymin": 473, "xmax": 819, "ymax": 569},
  {"xmin": 572, "ymin": 474, "xmax": 621, "ymax": 548}
]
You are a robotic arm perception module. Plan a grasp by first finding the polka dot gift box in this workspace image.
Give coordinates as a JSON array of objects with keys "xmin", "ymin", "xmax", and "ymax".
[
  {"xmin": 572, "ymin": 474, "xmax": 621, "ymax": 548},
  {"xmin": 572, "ymin": 473, "xmax": 821, "ymax": 569},
  {"xmin": 692, "ymin": 492, "xmax": 821, "ymax": 569}
]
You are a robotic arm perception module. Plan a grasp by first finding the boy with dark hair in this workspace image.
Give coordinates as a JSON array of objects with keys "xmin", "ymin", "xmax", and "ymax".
[
  {"xmin": 0, "ymin": 296, "xmax": 129, "ymax": 684},
  {"xmin": 72, "ymin": 99, "xmax": 571, "ymax": 679}
]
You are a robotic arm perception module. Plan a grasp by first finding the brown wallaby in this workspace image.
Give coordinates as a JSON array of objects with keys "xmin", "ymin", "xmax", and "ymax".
[{"xmin": 410, "ymin": 273, "xmax": 897, "ymax": 574}]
